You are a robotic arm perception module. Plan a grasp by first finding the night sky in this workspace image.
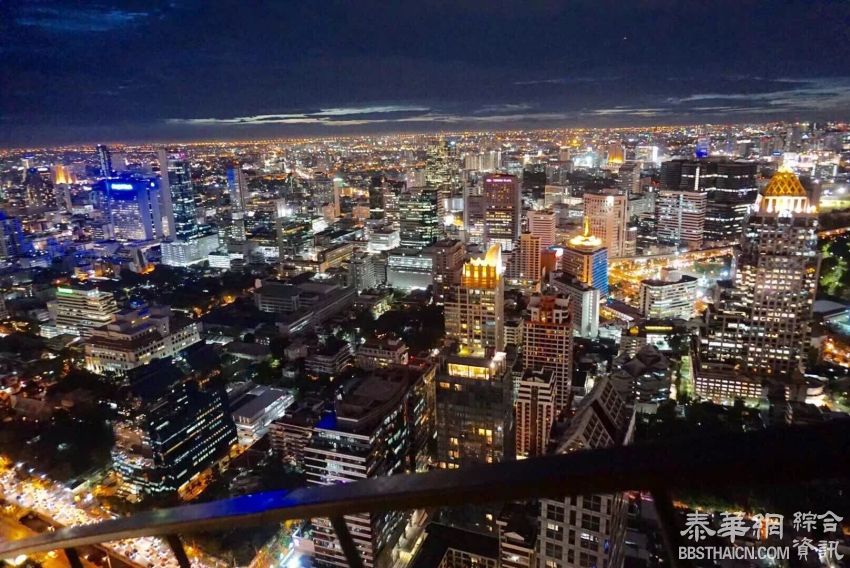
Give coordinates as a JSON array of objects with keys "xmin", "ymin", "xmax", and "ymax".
[{"xmin": 2, "ymin": 0, "xmax": 850, "ymax": 146}]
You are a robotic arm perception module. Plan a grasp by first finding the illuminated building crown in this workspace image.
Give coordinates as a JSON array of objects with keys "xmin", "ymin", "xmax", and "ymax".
[
  {"xmin": 568, "ymin": 216, "xmax": 603, "ymax": 249},
  {"xmin": 462, "ymin": 244, "xmax": 504, "ymax": 288},
  {"xmin": 758, "ymin": 167, "xmax": 814, "ymax": 215}
]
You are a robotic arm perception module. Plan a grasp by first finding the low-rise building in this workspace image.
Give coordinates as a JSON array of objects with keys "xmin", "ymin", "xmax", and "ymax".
[{"xmin": 356, "ymin": 335, "xmax": 410, "ymax": 369}]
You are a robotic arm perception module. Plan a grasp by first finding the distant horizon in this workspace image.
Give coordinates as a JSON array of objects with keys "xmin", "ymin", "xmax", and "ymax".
[{"xmin": 2, "ymin": 116, "xmax": 848, "ymax": 151}]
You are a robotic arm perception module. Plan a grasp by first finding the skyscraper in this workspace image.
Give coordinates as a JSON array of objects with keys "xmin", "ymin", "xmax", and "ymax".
[
  {"xmin": 97, "ymin": 144, "xmax": 113, "ymax": 178},
  {"xmin": 158, "ymin": 148, "xmax": 198, "ymax": 240},
  {"xmin": 399, "ymin": 188, "xmax": 440, "ymax": 249},
  {"xmin": 226, "ymin": 164, "xmax": 248, "ymax": 243},
  {"xmin": 655, "ymin": 188, "xmax": 707, "ymax": 249},
  {"xmin": 660, "ymin": 158, "xmax": 759, "ymax": 243},
  {"xmin": 98, "ymin": 176, "xmax": 163, "ymax": 242},
  {"xmin": 583, "ymin": 189, "xmax": 629, "ymax": 257},
  {"xmin": 527, "ymin": 210, "xmax": 556, "ymax": 251},
  {"xmin": 438, "ymin": 246, "xmax": 512, "ymax": 469},
  {"xmin": 49, "ymin": 286, "xmax": 118, "ymax": 337},
  {"xmin": 703, "ymin": 168, "xmax": 820, "ymax": 378},
  {"xmin": 444, "ymin": 245, "xmax": 505, "ymax": 356},
  {"xmin": 562, "ymin": 217, "xmax": 609, "ymax": 296},
  {"xmin": 484, "ymin": 174, "xmax": 521, "ymax": 252},
  {"xmin": 523, "ymin": 294, "xmax": 573, "ymax": 412}
]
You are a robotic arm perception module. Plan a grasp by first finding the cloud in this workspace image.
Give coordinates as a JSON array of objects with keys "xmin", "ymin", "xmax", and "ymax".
[
  {"xmin": 15, "ymin": 5, "xmax": 150, "ymax": 32},
  {"xmin": 666, "ymin": 78, "xmax": 850, "ymax": 113},
  {"xmin": 167, "ymin": 105, "xmax": 432, "ymax": 126}
]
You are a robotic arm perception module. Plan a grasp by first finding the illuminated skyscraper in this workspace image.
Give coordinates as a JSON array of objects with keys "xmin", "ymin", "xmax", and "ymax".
[
  {"xmin": 703, "ymin": 168, "xmax": 820, "ymax": 378},
  {"xmin": 655, "ymin": 188, "xmax": 707, "ymax": 249},
  {"xmin": 438, "ymin": 246, "xmax": 512, "ymax": 469},
  {"xmin": 583, "ymin": 189, "xmax": 629, "ymax": 257},
  {"xmin": 399, "ymin": 188, "xmax": 440, "ymax": 249},
  {"xmin": 97, "ymin": 144, "xmax": 113, "ymax": 177},
  {"xmin": 158, "ymin": 149, "xmax": 198, "ymax": 240},
  {"xmin": 226, "ymin": 164, "xmax": 247, "ymax": 243},
  {"xmin": 562, "ymin": 217, "xmax": 609, "ymax": 296},
  {"xmin": 484, "ymin": 174, "xmax": 521, "ymax": 252},
  {"xmin": 97, "ymin": 176, "xmax": 162, "ymax": 242},
  {"xmin": 523, "ymin": 294, "xmax": 573, "ymax": 412},
  {"xmin": 445, "ymin": 245, "xmax": 505, "ymax": 355},
  {"xmin": 526, "ymin": 210, "xmax": 556, "ymax": 251}
]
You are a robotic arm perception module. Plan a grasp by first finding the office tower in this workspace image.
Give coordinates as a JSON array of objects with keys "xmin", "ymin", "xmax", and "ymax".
[
  {"xmin": 158, "ymin": 148, "xmax": 198, "ymax": 240},
  {"xmin": 159, "ymin": 148, "xmax": 219, "ymax": 266},
  {"xmin": 523, "ymin": 294, "xmax": 573, "ymax": 412},
  {"xmin": 424, "ymin": 238, "xmax": 465, "ymax": 304},
  {"xmin": 445, "ymin": 245, "xmax": 505, "ymax": 356},
  {"xmin": 703, "ymin": 168, "xmax": 820, "ymax": 378},
  {"xmin": 426, "ymin": 139, "xmax": 457, "ymax": 188},
  {"xmin": 96, "ymin": 144, "xmax": 113, "ymax": 177},
  {"xmin": 514, "ymin": 369, "xmax": 556, "ymax": 459},
  {"xmin": 98, "ymin": 177, "xmax": 162, "ymax": 241},
  {"xmin": 660, "ymin": 158, "xmax": 759, "ymax": 243},
  {"xmin": 638, "ymin": 268, "xmax": 698, "ymax": 320},
  {"xmin": 226, "ymin": 164, "xmax": 248, "ymax": 243},
  {"xmin": 306, "ymin": 366, "xmax": 435, "ymax": 568},
  {"xmin": 695, "ymin": 136, "xmax": 711, "ymax": 158},
  {"xmin": 526, "ymin": 210, "xmax": 556, "ymax": 251},
  {"xmin": 617, "ymin": 162, "xmax": 641, "ymax": 195},
  {"xmin": 583, "ymin": 189, "xmax": 629, "ymax": 257},
  {"xmin": 483, "ymin": 174, "xmax": 521, "ymax": 251},
  {"xmin": 551, "ymin": 275, "xmax": 600, "ymax": 338},
  {"xmin": 563, "ymin": 218, "xmax": 609, "ymax": 296},
  {"xmin": 536, "ymin": 377, "xmax": 634, "ymax": 568},
  {"xmin": 635, "ymin": 145, "xmax": 659, "ymax": 166},
  {"xmin": 399, "ymin": 188, "xmax": 440, "ymax": 249},
  {"xmin": 49, "ymin": 286, "xmax": 118, "ymax": 337},
  {"xmin": 0, "ymin": 214, "xmax": 29, "ymax": 261},
  {"xmin": 655, "ymin": 188, "xmax": 707, "ymax": 249},
  {"xmin": 111, "ymin": 359, "xmax": 237, "ymax": 498}
]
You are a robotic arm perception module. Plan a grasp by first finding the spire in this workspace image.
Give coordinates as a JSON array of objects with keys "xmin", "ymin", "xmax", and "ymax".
[{"xmin": 583, "ymin": 215, "xmax": 591, "ymax": 238}]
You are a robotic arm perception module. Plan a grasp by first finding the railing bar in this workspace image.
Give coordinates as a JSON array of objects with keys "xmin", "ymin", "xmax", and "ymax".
[
  {"xmin": 165, "ymin": 534, "xmax": 191, "ymax": 568},
  {"xmin": 64, "ymin": 547, "xmax": 83, "ymax": 568},
  {"xmin": 330, "ymin": 516, "xmax": 365, "ymax": 568},
  {"xmin": 650, "ymin": 488, "xmax": 690, "ymax": 568}
]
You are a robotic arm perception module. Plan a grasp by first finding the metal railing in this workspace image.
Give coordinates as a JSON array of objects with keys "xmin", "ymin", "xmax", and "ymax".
[{"xmin": 2, "ymin": 420, "xmax": 849, "ymax": 567}]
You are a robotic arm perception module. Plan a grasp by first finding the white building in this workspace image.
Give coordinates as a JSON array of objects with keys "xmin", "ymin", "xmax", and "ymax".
[{"xmin": 638, "ymin": 268, "xmax": 698, "ymax": 320}]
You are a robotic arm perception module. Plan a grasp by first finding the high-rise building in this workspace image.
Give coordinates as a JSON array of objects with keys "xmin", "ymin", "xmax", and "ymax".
[
  {"xmin": 523, "ymin": 294, "xmax": 573, "ymax": 411},
  {"xmin": 98, "ymin": 176, "xmax": 163, "ymax": 241},
  {"xmin": 514, "ymin": 369, "xmax": 556, "ymax": 459},
  {"xmin": 111, "ymin": 358, "xmax": 237, "ymax": 498},
  {"xmin": 226, "ymin": 164, "xmax": 248, "ymax": 243},
  {"xmin": 48, "ymin": 286, "xmax": 118, "ymax": 337},
  {"xmin": 399, "ymin": 188, "xmax": 440, "ymax": 249},
  {"xmin": 527, "ymin": 210, "xmax": 556, "ymax": 251},
  {"xmin": 617, "ymin": 162, "xmax": 641, "ymax": 195},
  {"xmin": 655, "ymin": 188, "xmax": 707, "ymax": 249},
  {"xmin": 638, "ymin": 268, "xmax": 698, "ymax": 320},
  {"xmin": 703, "ymin": 168, "xmax": 820, "ymax": 378},
  {"xmin": 159, "ymin": 148, "xmax": 219, "ymax": 266},
  {"xmin": 551, "ymin": 275, "xmax": 600, "ymax": 338},
  {"xmin": 424, "ymin": 238, "xmax": 465, "ymax": 304},
  {"xmin": 158, "ymin": 148, "xmax": 198, "ymax": 240},
  {"xmin": 660, "ymin": 158, "xmax": 759, "ymax": 243},
  {"xmin": 508, "ymin": 232, "xmax": 542, "ymax": 286},
  {"xmin": 306, "ymin": 366, "xmax": 435, "ymax": 568},
  {"xmin": 445, "ymin": 245, "xmax": 505, "ymax": 356},
  {"xmin": 583, "ymin": 190, "xmax": 629, "ymax": 257},
  {"xmin": 563, "ymin": 218, "xmax": 609, "ymax": 296},
  {"xmin": 484, "ymin": 174, "xmax": 521, "ymax": 252},
  {"xmin": 97, "ymin": 144, "xmax": 113, "ymax": 177},
  {"xmin": 438, "ymin": 246, "xmax": 512, "ymax": 469},
  {"xmin": 536, "ymin": 377, "xmax": 634, "ymax": 568}
]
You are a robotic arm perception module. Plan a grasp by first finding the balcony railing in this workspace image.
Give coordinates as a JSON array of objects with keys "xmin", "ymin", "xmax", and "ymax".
[{"xmin": 1, "ymin": 420, "xmax": 849, "ymax": 568}]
